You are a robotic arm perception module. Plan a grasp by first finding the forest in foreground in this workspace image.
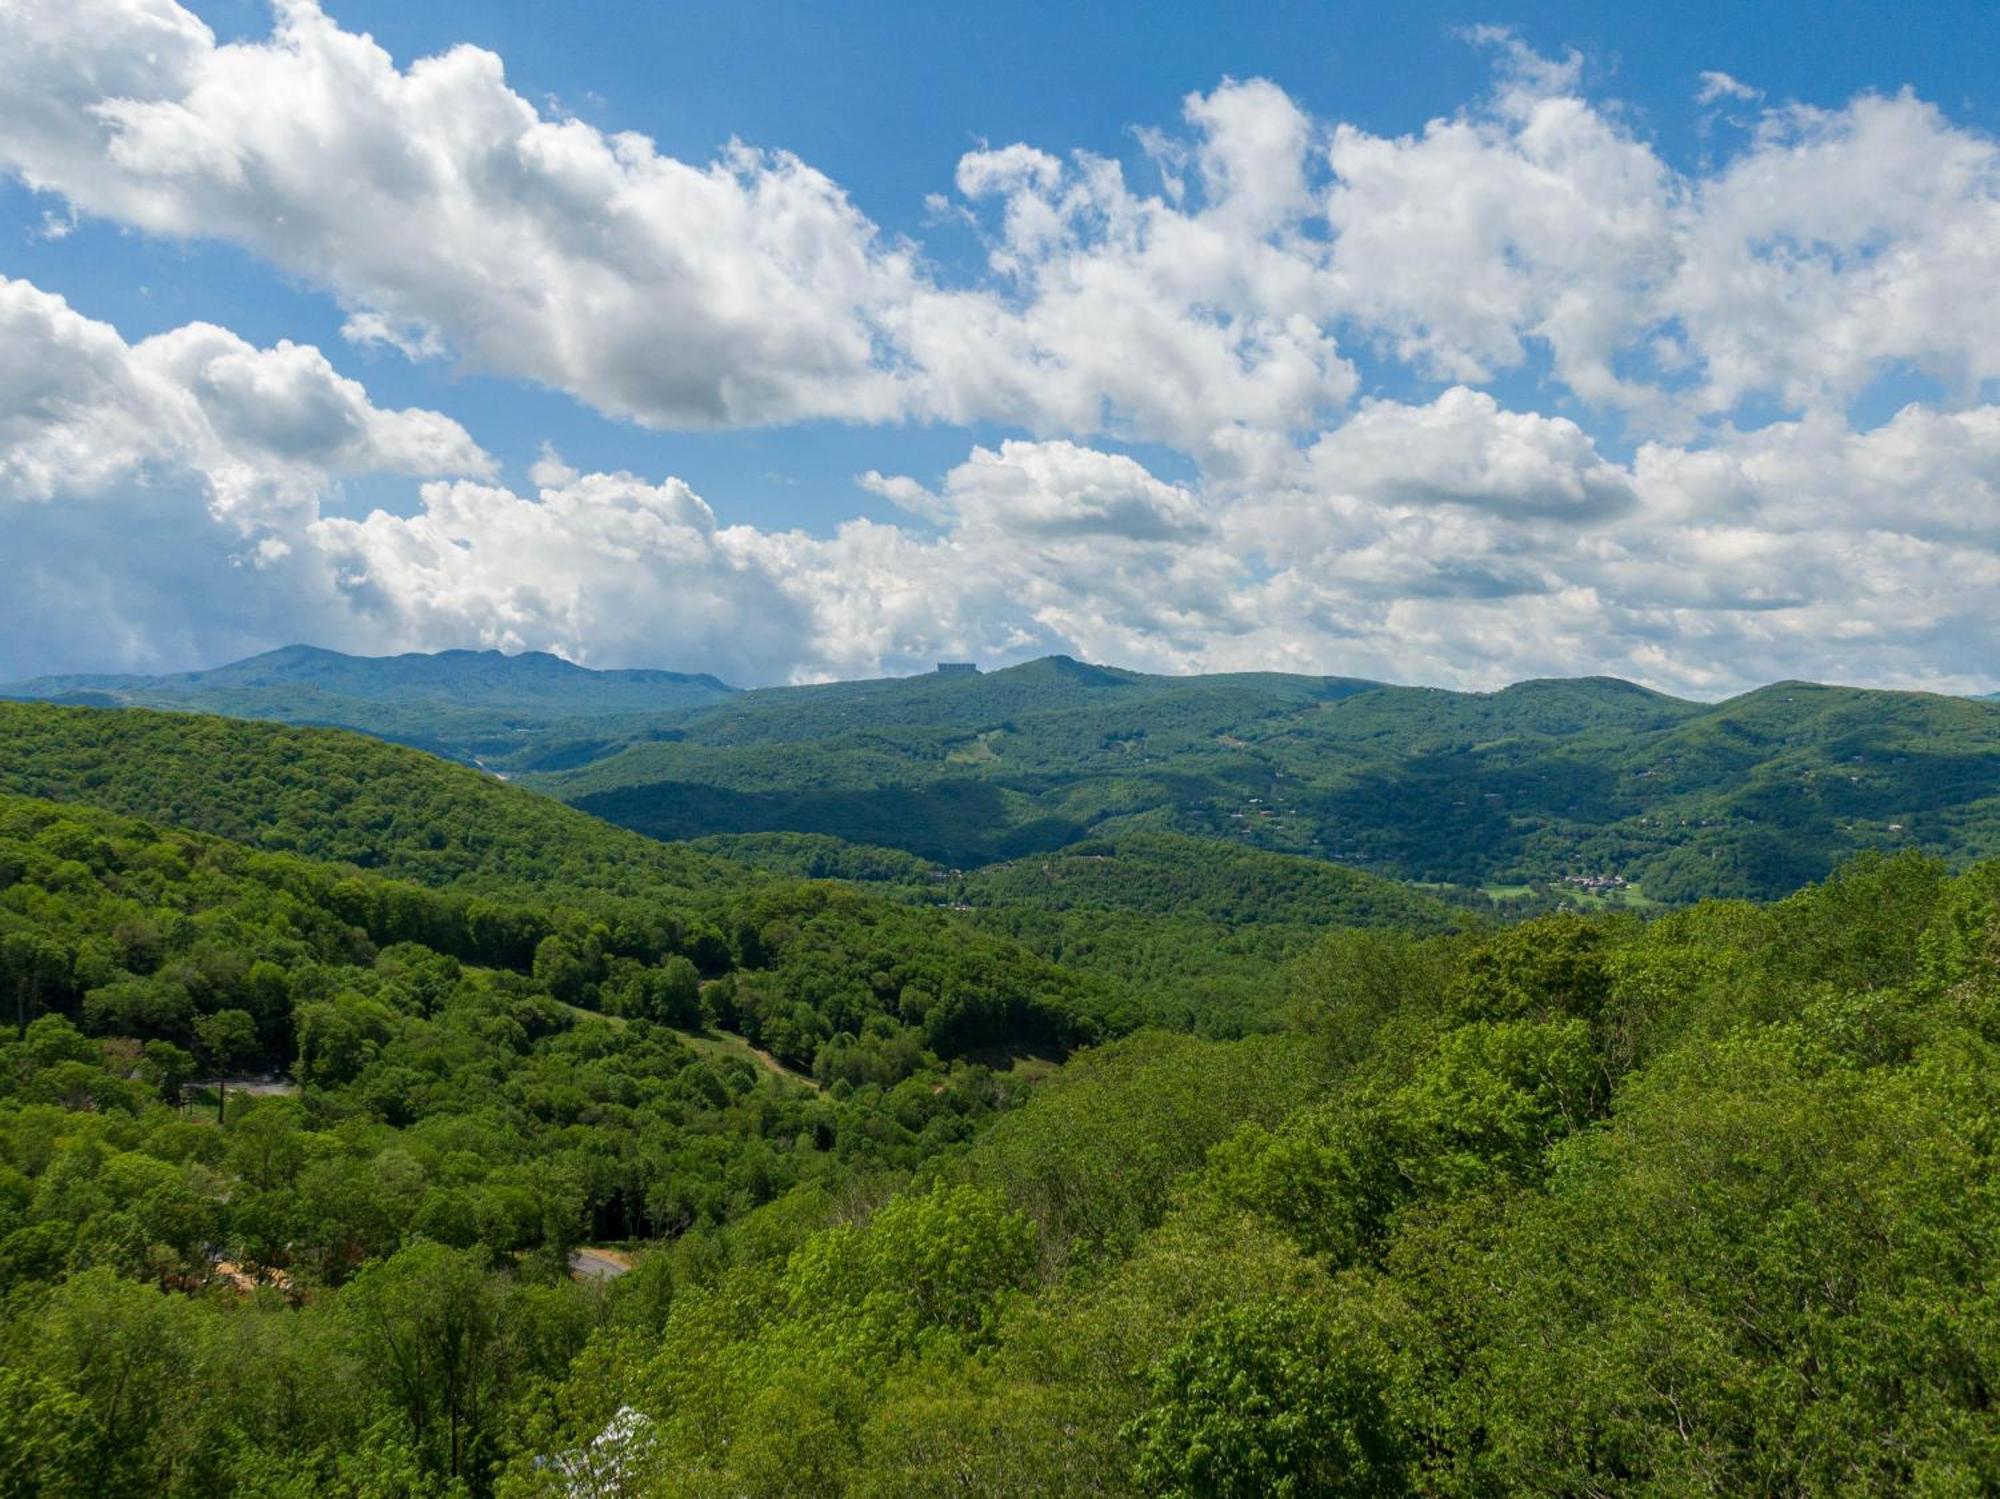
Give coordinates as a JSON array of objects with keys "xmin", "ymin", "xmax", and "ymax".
[{"xmin": 0, "ymin": 702, "xmax": 1996, "ymax": 1495}]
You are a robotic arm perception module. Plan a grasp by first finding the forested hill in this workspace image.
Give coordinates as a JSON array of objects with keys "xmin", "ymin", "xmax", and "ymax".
[
  {"xmin": 687, "ymin": 826, "xmax": 1461, "ymax": 927},
  {"xmin": 16, "ymin": 649, "xmax": 2000, "ymax": 903},
  {"xmin": 9, "ymin": 755, "xmax": 2000, "ymax": 1491},
  {"xmin": 542, "ymin": 665, "xmax": 2000, "ymax": 901},
  {"xmin": 690, "ymin": 827, "xmax": 1469, "ymax": 1036},
  {"xmin": 0, "ymin": 702, "xmax": 1474, "ymax": 1039},
  {"xmin": 955, "ymin": 831, "xmax": 1460, "ymax": 929},
  {"xmin": 0, "ymin": 700, "xmax": 743, "ymax": 903},
  {"xmin": 0, "ymin": 644, "xmax": 735, "ymax": 765}
]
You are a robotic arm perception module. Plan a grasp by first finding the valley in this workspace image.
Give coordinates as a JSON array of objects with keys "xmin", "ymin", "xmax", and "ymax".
[{"xmin": 0, "ymin": 694, "xmax": 1993, "ymax": 1492}]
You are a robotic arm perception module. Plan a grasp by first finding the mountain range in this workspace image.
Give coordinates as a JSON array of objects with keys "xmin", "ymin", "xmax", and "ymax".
[
  {"xmin": 11, "ymin": 645, "xmax": 2000, "ymax": 902},
  {"xmin": 2, "ymin": 644, "xmax": 735, "ymax": 765}
]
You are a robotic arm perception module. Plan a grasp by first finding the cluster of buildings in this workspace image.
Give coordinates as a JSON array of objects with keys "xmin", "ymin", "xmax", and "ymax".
[{"xmin": 1562, "ymin": 872, "xmax": 1628, "ymax": 891}]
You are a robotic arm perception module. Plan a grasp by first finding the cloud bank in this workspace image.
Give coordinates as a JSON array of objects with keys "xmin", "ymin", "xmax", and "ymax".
[{"xmin": 2, "ymin": 2, "xmax": 1999, "ymax": 694}]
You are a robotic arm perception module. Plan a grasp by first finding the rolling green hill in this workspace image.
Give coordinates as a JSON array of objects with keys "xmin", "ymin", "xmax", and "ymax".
[
  {"xmin": 690, "ymin": 827, "xmax": 1470, "ymax": 1035},
  {"xmin": 0, "ymin": 704, "xmax": 1140, "ymax": 1056},
  {"xmin": 21, "ymin": 650, "xmax": 2000, "ymax": 904},
  {"xmin": 537, "ymin": 663, "xmax": 2000, "ymax": 901},
  {"xmin": 0, "ymin": 700, "xmax": 741, "ymax": 903},
  {"xmin": 0, "ymin": 702, "xmax": 1377, "ymax": 1039},
  {"xmin": 956, "ymin": 831, "xmax": 1461, "ymax": 931}
]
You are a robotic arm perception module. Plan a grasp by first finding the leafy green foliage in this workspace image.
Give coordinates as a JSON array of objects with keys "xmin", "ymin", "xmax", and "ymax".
[
  {"xmin": 1127, "ymin": 1299, "xmax": 1404, "ymax": 1498},
  {"xmin": 0, "ymin": 783, "xmax": 1074, "ymax": 1492},
  {"xmin": 0, "ymin": 701, "xmax": 736, "ymax": 903},
  {"xmin": 492, "ymin": 850, "xmax": 2000, "ymax": 1496},
  {"xmin": 698, "ymin": 829, "xmax": 1470, "ymax": 1037}
]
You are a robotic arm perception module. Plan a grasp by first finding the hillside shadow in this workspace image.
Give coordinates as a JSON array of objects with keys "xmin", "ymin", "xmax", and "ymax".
[{"xmin": 571, "ymin": 777, "xmax": 1086, "ymax": 866}]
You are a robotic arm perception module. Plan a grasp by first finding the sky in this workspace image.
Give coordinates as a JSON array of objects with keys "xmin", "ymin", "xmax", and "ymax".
[{"xmin": 2, "ymin": 0, "xmax": 1999, "ymax": 695}]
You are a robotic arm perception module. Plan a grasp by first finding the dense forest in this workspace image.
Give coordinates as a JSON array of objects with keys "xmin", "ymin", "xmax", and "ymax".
[
  {"xmin": 693, "ymin": 829, "xmax": 1471, "ymax": 1036},
  {"xmin": 0, "ymin": 698, "xmax": 1997, "ymax": 1493},
  {"xmin": 0, "ymin": 701, "xmax": 738, "ymax": 904},
  {"xmin": 0, "ymin": 723, "xmax": 1992, "ymax": 1495},
  {"xmin": 0, "ymin": 744, "xmax": 1094, "ymax": 1494},
  {"xmin": 504, "ymin": 849, "xmax": 2000, "ymax": 1495}
]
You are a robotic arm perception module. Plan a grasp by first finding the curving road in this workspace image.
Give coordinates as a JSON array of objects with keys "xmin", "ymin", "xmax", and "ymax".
[{"xmin": 568, "ymin": 1248, "xmax": 633, "ymax": 1280}]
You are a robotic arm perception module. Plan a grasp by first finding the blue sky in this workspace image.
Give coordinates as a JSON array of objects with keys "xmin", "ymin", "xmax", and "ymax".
[
  {"xmin": 3, "ymin": 0, "xmax": 2000, "ymax": 691},
  {"xmin": 15, "ymin": 0, "xmax": 1995, "ymax": 526}
]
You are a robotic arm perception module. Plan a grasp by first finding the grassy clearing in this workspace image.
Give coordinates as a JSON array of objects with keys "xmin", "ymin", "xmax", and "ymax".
[
  {"xmin": 557, "ymin": 1000, "xmax": 627, "ymax": 1028},
  {"xmin": 559, "ymin": 1000, "xmax": 819, "ymax": 1088},
  {"xmin": 945, "ymin": 730, "xmax": 1002, "ymax": 765},
  {"xmin": 1561, "ymin": 881, "xmax": 1666, "ymax": 911},
  {"xmin": 961, "ymin": 1042, "xmax": 1069, "ymax": 1082},
  {"xmin": 672, "ymin": 1025, "xmax": 822, "ymax": 1090}
]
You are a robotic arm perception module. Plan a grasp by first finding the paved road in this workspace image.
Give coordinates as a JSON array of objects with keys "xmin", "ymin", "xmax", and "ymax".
[{"xmin": 568, "ymin": 1248, "xmax": 633, "ymax": 1280}]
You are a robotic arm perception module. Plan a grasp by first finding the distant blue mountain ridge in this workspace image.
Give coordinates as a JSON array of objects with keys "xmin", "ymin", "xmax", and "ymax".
[{"xmin": 0, "ymin": 644, "xmax": 736, "ymax": 763}]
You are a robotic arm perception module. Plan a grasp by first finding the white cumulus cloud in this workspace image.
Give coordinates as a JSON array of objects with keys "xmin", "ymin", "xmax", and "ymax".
[
  {"xmin": 7, "ymin": 5, "xmax": 1998, "ymax": 444},
  {"xmin": 0, "ymin": 273, "xmax": 490, "ymax": 527},
  {"xmin": 0, "ymin": 3, "xmax": 1359, "ymax": 446}
]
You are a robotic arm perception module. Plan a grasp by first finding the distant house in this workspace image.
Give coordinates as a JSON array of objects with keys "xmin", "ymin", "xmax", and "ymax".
[{"xmin": 936, "ymin": 662, "xmax": 979, "ymax": 675}]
